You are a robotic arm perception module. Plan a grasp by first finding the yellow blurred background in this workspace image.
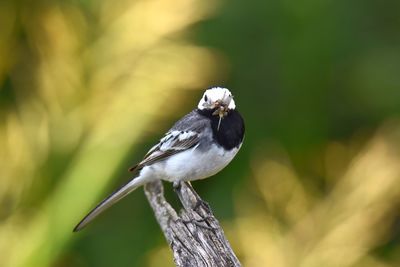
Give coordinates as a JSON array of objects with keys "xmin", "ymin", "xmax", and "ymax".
[{"xmin": 1, "ymin": 0, "xmax": 400, "ymax": 266}]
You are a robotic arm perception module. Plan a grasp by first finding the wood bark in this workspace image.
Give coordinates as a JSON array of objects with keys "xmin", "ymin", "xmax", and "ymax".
[{"xmin": 144, "ymin": 180, "xmax": 241, "ymax": 267}]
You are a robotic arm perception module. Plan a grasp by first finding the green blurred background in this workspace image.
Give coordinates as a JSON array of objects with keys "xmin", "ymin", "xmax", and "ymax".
[{"xmin": 1, "ymin": 0, "xmax": 400, "ymax": 266}]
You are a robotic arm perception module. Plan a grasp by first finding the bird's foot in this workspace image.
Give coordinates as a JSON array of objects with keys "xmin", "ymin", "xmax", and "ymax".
[
  {"xmin": 192, "ymin": 198, "xmax": 211, "ymax": 212},
  {"xmin": 180, "ymin": 216, "xmax": 216, "ymax": 231},
  {"xmin": 178, "ymin": 181, "xmax": 211, "ymax": 211}
]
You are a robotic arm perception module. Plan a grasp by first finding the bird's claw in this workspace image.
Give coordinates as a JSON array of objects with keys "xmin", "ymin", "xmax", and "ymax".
[{"xmin": 180, "ymin": 217, "xmax": 217, "ymax": 231}]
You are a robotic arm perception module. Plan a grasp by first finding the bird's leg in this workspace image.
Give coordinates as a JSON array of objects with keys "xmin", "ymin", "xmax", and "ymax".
[
  {"xmin": 181, "ymin": 181, "xmax": 211, "ymax": 211},
  {"xmin": 172, "ymin": 181, "xmax": 181, "ymax": 193}
]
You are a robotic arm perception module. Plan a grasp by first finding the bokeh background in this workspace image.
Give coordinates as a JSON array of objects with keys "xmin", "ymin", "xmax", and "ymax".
[{"xmin": 1, "ymin": 0, "xmax": 400, "ymax": 266}]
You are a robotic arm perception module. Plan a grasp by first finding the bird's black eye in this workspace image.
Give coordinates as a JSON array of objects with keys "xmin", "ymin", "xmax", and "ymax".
[{"xmin": 204, "ymin": 95, "xmax": 208, "ymax": 102}]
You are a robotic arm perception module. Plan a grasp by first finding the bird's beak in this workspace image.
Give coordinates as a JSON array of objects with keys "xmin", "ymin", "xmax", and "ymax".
[
  {"xmin": 211, "ymin": 101, "xmax": 229, "ymax": 131},
  {"xmin": 211, "ymin": 101, "xmax": 228, "ymax": 117}
]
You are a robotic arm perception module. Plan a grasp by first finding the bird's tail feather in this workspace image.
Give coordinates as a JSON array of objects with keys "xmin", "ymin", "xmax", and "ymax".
[{"xmin": 73, "ymin": 176, "xmax": 145, "ymax": 232}]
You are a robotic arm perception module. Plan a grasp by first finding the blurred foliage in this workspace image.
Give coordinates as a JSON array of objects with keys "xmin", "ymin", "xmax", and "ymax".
[
  {"xmin": 1, "ymin": 0, "xmax": 400, "ymax": 266},
  {"xmin": 0, "ymin": 0, "xmax": 217, "ymax": 266},
  {"xmin": 231, "ymin": 122, "xmax": 400, "ymax": 267}
]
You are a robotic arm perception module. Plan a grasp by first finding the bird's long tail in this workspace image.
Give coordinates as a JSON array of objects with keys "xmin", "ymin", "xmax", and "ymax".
[{"xmin": 73, "ymin": 176, "xmax": 145, "ymax": 232}]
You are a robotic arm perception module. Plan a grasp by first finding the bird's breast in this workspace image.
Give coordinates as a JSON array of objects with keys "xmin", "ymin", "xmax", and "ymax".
[
  {"xmin": 150, "ymin": 144, "xmax": 240, "ymax": 182},
  {"xmin": 196, "ymin": 108, "xmax": 245, "ymax": 150}
]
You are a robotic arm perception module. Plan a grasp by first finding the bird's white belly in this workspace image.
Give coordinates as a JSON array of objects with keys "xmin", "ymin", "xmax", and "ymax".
[{"xmin": 143, "ymin": 144, "xmax": 239, "ymax": 182}]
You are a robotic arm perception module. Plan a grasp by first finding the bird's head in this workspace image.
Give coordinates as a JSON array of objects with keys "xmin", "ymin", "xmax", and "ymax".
[
  {"xmin": 197, "ymin": 87, "xmax": 236, "ymax": 131},
  {"xmin": 198, "ymin": 87, "xmax": 236, "ymax": 116}
]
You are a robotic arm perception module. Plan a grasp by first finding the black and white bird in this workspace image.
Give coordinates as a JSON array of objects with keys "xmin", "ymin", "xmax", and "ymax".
[{"xmin": 73, "ymin": 87, "xmax": 245, "ymax": 232}]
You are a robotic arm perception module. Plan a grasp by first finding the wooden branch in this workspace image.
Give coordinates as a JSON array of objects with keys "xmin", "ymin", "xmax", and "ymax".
[{"xmin": 144, "ymin": 180, "xmax": 241, "ymax": 267}]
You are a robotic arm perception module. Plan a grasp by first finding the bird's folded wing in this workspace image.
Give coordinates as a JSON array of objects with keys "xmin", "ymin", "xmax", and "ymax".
[{"xmin": 129, "ymin": 130, "xmax": 200, "ymax": 172}]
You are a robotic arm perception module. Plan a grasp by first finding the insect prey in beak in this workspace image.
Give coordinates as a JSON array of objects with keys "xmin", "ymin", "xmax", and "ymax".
[{"xmin": 212, "ymin": 105, "xmax": 228, "ymax": 131}]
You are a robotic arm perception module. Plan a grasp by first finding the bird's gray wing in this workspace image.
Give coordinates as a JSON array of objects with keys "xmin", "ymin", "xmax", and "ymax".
[
  {"xmin": 129, "ymin": 110, "xmax": 207, "ymax": 172},
  {"xmin": 128, "ymin": 130, "xmax": 200, "ymax": 172}
]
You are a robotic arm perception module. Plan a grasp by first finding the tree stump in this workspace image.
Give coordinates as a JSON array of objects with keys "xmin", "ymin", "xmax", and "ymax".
[{"xmin": 144, "ymin": 180, "xmax": 241, "ymax": 267}]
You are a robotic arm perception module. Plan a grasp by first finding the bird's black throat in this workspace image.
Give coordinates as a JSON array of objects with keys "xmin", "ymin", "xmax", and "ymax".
[{"xmin": 197, "ymin": 108, "xmax": 245, "ymax": 150}]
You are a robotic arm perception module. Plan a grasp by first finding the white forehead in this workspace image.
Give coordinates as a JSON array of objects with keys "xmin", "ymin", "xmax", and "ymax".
[{"xmin": 197, "ymin": 87, "xmax": 236, "ymax": 110}]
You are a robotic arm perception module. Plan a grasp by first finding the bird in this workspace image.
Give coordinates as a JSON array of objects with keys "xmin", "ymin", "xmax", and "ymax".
[{"xmin": 73, "ymin": 87, "xmax": 245, "ymax": 232}]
